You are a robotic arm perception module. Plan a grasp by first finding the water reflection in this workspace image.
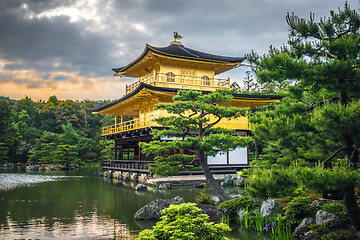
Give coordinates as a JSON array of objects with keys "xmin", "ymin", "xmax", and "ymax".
[{"xmin": 0, "ymin": 169, "xmax": 266, "ymax": 239}]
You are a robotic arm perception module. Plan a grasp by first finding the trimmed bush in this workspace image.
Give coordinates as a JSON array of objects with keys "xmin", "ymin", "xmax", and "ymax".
[
  {"xmin": 245, "ymin": 167, "xmax": 302, "ymax": 199},
  {"xmin": 217, "ymin": 196, "xmax": 261, "ymax": 221},
  {"xmin": 284, "ymin": 196, "xmax": 313, "ymax": 219},
  {"xmin": 137, "ymin": 203, "xmax": 230, "ymax": 240},
  {"xmin": 195, "ymin": 189, "xmax": 216, "ymax": 205},
  {"xmin": 321, "ymin": 202, "xmax": 347, "ymax": 219}
]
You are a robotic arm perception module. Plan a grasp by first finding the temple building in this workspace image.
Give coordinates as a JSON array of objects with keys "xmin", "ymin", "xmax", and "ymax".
[{"xmin": 92, "ymin": 39, "xmax": 281, "ymax": 174}]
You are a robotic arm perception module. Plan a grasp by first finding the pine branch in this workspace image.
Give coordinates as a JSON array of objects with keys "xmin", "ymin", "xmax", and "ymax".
[
  {"xmin": 345, "ymin": 78, "xmax": 360, "ymax": 83},
  {"xmin": 307, "ymin": 96, "xmax": 339, "ymax": 112},
  {"xmin": 348, "ymin": 144, "xmax": 358, "ymax": 168},
  {"xmin": 318, "ymin": 147, "xmax": 346, "ymax": 167},
  {"xmin": 204, "ymin": 114, "xmax": 222, "ymax": 131}
]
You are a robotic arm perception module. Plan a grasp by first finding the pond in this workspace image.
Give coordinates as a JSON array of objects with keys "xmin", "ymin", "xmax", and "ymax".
[{"xmin": 0, "ymin": 168, "xmax": 269, "ymax": 239}]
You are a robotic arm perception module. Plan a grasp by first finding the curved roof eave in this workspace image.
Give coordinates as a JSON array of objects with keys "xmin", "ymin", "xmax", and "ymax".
[
  {"xmin": 91, "ymin": 83, "xmax": 283, "ymax": 113},
  {"xmin": 112, "ymin": 44, "xmax": 245, "ymax": 75}
]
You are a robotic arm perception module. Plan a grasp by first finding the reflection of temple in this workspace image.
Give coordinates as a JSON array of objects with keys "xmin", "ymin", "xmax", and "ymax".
[{"xmin": 92, "ymin": 40, "xmax": 281, "ymax": 173}]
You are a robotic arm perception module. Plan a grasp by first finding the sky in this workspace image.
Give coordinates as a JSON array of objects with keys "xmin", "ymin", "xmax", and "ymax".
[{"xmin": 0, "ymin": 0, "xmax": 358, "ymax": 101}]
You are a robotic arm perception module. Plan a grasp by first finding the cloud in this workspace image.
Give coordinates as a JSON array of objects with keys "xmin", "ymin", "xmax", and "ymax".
[{"xmin": 0, "ymin": 0, "xmax": 359, "ymax": 99}]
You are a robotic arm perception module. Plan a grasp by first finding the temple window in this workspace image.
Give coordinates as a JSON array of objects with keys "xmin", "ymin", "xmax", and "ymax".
[
  {"xmin": 202, "ymin": 75, "xmax": 210, "ymax": 85},
  {"xmin": 166, "ymin": 72, "xmax": 175, "ymax": 82}
]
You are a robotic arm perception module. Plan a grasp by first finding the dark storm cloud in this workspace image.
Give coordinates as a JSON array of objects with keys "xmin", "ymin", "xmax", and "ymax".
[
  {"xmin": 0, "ymin": 0, "xmax": 117, "ymax": 78},
  {"xmin": 1, "ymin": 0, "xmax": 359, "ymax": 87}
]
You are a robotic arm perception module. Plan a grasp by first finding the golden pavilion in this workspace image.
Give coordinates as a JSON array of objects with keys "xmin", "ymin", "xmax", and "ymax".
[{"xmin": 92, "ymin": 39, "xmax": 281, "ymax": 173}]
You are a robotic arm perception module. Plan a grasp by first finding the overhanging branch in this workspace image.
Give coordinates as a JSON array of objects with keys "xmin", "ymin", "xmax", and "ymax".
[{"xmin": 318, "ymin": 147, "xmax": 346, "ymax": 168}]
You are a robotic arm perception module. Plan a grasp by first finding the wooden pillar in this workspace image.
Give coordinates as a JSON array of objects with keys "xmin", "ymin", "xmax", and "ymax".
[
  {"xmin": 115, "ymin": 115, "xmax": 118, "ymax": 125},
  {"xmin": 120, "ymin": 142, "xmax": 123, "ymax": 160},
  {"xmin": 114, "ymin": 140, "xmax": 117, "ymax": 160}
]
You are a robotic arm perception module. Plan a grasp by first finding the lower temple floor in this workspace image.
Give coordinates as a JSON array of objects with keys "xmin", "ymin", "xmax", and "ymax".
[{"xmin": 102, "ymin": 127, "xmax": 250, "ymax": 174}]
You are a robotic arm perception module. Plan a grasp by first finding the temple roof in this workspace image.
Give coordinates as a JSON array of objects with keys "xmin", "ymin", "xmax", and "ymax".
[
  {"xmin": 112, "ymin": 42, "xmax": 245, "ymax": 76},
  {"xmin": 91, "ymin": 83, "xmax": 282, "ymax": 114}
]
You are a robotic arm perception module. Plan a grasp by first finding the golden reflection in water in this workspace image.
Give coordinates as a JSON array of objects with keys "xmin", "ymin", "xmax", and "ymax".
[{"xmin": 2, "ymin": 213, "xmax": 140, "ymax": 239}]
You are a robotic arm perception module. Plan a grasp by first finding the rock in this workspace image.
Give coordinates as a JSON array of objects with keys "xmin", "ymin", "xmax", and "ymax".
[
  {"xmin": 135, "ymin": 184, "xmax": 147, "ymax": 191},
  {"xmin": 233, "ymin": 176, "xmax": 246, "ymax": 187},
  {"xmin": 39, "ymin": 166, "xmax": 45, "ymax": 171},
  {"xmin": 315, "ymin": 210, "xmax": 345, "ymax": 228},
  {"xmin": 5, "ymin": 163, "xmax": 15, "ymax": 168},
  {"xmin": 222, "ymin": 174, "xmax": 233, "ymax": 186},
  {"xmin": 26, "ymin": 165, "xmax": 39, "ymax": 171},
  {"xmin": 293, "ymin": 217, "xmax": 315, "ymax": 237},
  {"xmin": 260, "ymin": 199, "xmax": 282, "ymax": 218},
  {"xmin": 196, "ymin": 204, "xmax": 223, "ymax": 223},
  {"xmin": 311, "ymin": 200, "xmax": 322, "ymax": 208},
  {"xmin": 158, "ymin": 183, "xmax": 171, "ymax": 190},
  {"xmin": 44, "ymin": 167, "xmax": 52, "ymax": 172},
  {"xmin": 303, "ymin": 231, "xmax": 320, "ymax": 240},
  {"xmin": 124, "ymin": 173, "xmax": 131, "ymax": 181},
  {"xmin": 238, "ymin": 209, "xmax": 250, "ymax": 222},
  {"xmin": 134, "ymin": 196, "xmax": 184, "ymax": 220}
]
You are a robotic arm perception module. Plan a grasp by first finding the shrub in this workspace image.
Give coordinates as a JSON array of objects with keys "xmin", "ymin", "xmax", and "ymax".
[
  {"xmin": 245, "ymin": 167, "xmax": 301, "ymax": 199},
  {"xmin": 217, "ymin": 196, "xmax": 261, "ymax": 221},
  {"xmin": 148, "ymin": 156, "xmax": 182, "ymax": 176},
  {"xmin": 284, "ymin": 196, "xmax": 313, "ymax": 219},
  {"xmin": 321, "ymin": 202, "xmax": 347, "ymax": 219},
  {"xmin": 148, "ymin": 154, "xmax": 197, "ymax": 176},
  {"xmin": 137, "ymin": 203, "xmax": 231, "ymax": 240},
  {"xmin": 195, "ymin": 189, "xmax": 216, "ymax": 205}
]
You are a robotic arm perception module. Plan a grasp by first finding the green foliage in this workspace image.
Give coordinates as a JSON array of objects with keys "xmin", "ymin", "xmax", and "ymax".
[
  {"xmin": 195, "ymin": 189, "xmax": 216, "ymax": 205},
  {"xmin": 246, "ymin": 3, "xmax": 360, "ymax": 229},
  {"xmin": 140, "ymin": 89, "xmax": 252, "ymax": 157},
  {"xmin": 147, "ymin": 154, "xmax": 196, "ymax": 176},
  {"xmin": 245, "ymin": 167, "xmax": 303, "ymax": 199},
  {"xmin": 270, "ymin": 214, "xmax": 294, "ymax": 240},
  {"xmin": 284, "ymin": 196, "xmax": 313, "ymax": 219},
  {"xmin": 218, "ymin": 196, "xmax": 261, "ymax": 221},
  {"xmin": 137, "ymin": 203, "xmax": 231, "ymax": 240},
  {"xmin": 0, "ymin": 96, "xmax": 112, "ymax": 163},
  {"xmin": 297, "ymin": 165, "xmax": 360, "ymax": 193},
  {"xmin": 321, "ymin": 202, "xmax": 347, "ymax": 219},
  {"xmin": 148, "ymin": 156, "xmax": 182, "ymax": 176}
]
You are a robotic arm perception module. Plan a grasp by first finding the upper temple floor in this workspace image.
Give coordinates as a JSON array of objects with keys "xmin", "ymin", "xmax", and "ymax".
[{"xmin": 112, "ymin": 41, "xmax": 244, "ymax": 95}]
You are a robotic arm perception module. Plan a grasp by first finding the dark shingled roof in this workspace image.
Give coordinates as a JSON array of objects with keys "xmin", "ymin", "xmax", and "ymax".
[
  {"xmin": 112, "ymin": 43, "xmax": 245, "ymax": 74},
  {"xmin": 91, "ymin": 83, "xmax": 282, "ymax": 113}
]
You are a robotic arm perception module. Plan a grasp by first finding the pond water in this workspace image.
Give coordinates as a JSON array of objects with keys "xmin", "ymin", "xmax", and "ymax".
[{"xmin": 0, "ymin": 168, "xmax": 269, "ymax": 239}]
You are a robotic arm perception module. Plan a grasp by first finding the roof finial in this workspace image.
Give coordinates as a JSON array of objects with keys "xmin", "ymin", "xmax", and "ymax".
[{"xmin": 173, "ymin": 32, "xmax": 183, "ymax": 42}]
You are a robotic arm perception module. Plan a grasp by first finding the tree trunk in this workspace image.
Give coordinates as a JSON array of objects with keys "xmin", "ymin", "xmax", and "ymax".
[
  {"xmin": 343, "ymin": 184, "xmax": 360, "ymax": 230},
  {"xmin": 199, "ymin": 151, "xmax": 232, "ymax": 202},
  {"xmin": 254, "ymin": 138, "xmax": 259, "ymax": 161},
  {"xmin": 337, "ymin": 78, "xmax": 360, "ymax": 230}
]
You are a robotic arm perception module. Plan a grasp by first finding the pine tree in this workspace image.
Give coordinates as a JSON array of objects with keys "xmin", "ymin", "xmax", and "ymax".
[
  {"xmin": 140, "ymin": 89, "xmax": 251, "ymax": 202},
  {"xmin": 247, "ymin": 2, "xmax": 360, "ymax": 229}
]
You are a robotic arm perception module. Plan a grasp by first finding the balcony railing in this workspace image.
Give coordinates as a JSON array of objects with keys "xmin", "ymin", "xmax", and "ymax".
[
  {"xmin": 126, "ymin": 73, "xmax": 230, "ymax": 95},
  {"xmin": 102, "ymin": 114, "xmax": 250, "ymax": 136},
  {"xmin": 103, "ymin": 160, "xmax": 151, "ymax": 173},
  {"xmin": 102, "ymin": 114, "xmax": 158, "ymax": 136}
]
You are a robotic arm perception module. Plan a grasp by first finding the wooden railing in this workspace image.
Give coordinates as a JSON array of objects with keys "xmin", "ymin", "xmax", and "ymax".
[
  {"xmin": 126, "ymin": 73, "xmax": 230, "ymax": 95},
  {"xmin": 102, "ymin": 160, "xmax": 151, "ymax": 172},
  {"xmin": 102, "ymin": 114, "xmax": 158, "ymax": 136}
]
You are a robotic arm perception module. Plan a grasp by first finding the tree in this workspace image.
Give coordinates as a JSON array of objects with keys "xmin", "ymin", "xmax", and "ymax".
[
  {"xmin": 242, "ymin": 71, "xmax": 259, "ymax": 92},
  {"xmin": 247, "ymin": 2, "xmax": 360, "ymax": 229},
  {"xmin": 140, "ymin": 89, "xmax": 251, "ymax": 202}
]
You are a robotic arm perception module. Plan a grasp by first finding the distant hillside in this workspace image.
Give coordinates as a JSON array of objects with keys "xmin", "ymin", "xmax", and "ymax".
[{"xmin": 0, "ymin": 96, "xmax": 16, "ymax": 102}]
